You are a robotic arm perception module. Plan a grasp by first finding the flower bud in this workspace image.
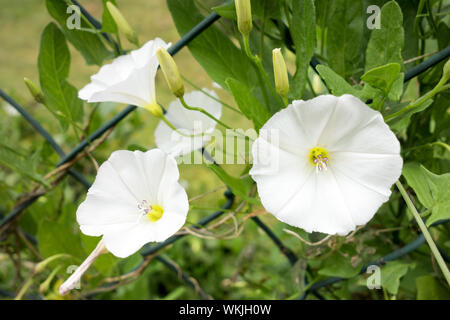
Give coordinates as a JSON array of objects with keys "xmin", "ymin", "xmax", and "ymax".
[
  {"xmin": 156, "ymin": 47, "xmax": 184, "ymax": 98},
  {"xmin": 272, "ymin": 48, "xmax": 289, "ymax": 97},
  {"xmin": 106, "ymin": 2, "xmax": 139, "ymax": 46},
  {"xmin": 145, "ymin": 101, "xmax": 164, "ymax": 118},
  {"xmin": 235, "ymin": 0, "xmax": 252, "ymax": 35},
  {"xmin": 34, "ymin": 254, "xmax": 70, "ymax": 274},
  {"xmin": 24, "ymin": 77, "xmax": 45, "ymax": 104}
]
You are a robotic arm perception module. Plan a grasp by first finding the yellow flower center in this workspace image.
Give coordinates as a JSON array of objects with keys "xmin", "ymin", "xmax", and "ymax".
[
  {"xmin": 308, "ymin": 147, "xmax": 330, "ymax": 172},
  {"xmin": 138, "ymin": 200, "xmax": 164, "ymax": 222},
  {"xmin": 146, "ymin": 204, "xmax": 164, "ymax": 222}
]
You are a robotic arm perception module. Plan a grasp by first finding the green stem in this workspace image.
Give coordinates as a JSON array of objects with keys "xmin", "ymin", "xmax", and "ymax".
[
  {"xmin": 179, "ymin": 96, "xmax": 232, "ymax": 130},
  {"xmin": 180, "ymin": 75, "xmax": 243, "ymax": 115},
  {"xmin": 385, "ymin": 76, "xmax": 448, "ymax": 122},
  {"xmin": 396, "ymin": 180, "xmax": 450, "ymax": 285},
  {"xmin": 242, "ymin": 34, "xmax": 284, "ymax": 108},
  {"xmin": 15, "ymin": 277, "xmax": 33, "ymax": 300},
  {"xmin": 160, "ymin": 115, "xmax": 207, "ymax": 138}
]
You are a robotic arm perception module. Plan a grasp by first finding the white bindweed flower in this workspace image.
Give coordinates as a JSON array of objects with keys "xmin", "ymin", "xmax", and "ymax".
[
  {"xmin": 78, "ymin": 38, "xmax": 170, "ymax": 112},
  {"xmin": 250, "ymin": 94, "xmax": 403, "ymax": 235},
  {"xmin": 154, "ymin": 89, "xmax": 222, "ymax": 157},
  {"xmin": 59, "ymin": 149, "xmax": 188, "ymax": 295},
  {"xmin": 78, "ymin": 149, "xmax": 188, "ymax": 256}
]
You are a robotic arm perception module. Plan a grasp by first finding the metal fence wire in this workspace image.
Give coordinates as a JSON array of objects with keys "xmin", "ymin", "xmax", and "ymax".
[{"xmin": 0, "ymin": 1, "xmax": 449, "ymax": 300}]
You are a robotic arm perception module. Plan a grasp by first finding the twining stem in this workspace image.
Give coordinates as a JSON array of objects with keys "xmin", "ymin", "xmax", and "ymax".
[
  {"xmin": 242, "ymin": 34, "xmax": 285, "ymax": 108},
  {"xmin": 179, "ymin": 96, "xmax": 232, "ymax": 130},
  {"xmin": 180, "ymin": 75, "xmax": 243, "ymax": 115},
  {"xmin": 385, "ymin": 77, "xmax": 449, "ymax": 122},
  {"xmin": 396, "ymin": 180, "xmax": 450, "ymax": 285},
  {"xmin": 160, "ymin": 115, "xmax": 209, "ymax": 138}
]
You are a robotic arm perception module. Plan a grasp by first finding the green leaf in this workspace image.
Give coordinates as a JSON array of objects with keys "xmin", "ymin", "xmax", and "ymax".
[
  {"xmin": 46, "ymin": 0, "xmax": 113, "ymax": 66},
  {"xmin": 101, "ymin": 0, "xmax": 118, "ymax": 33},
  {"xmin": 365, "ymin": 0, "xmax": 404, "ymax": 71},
  {"xmin": 380, "ymin": 261, "xmax": 413, "ymax": 295},
  {"xmin": 251, "ymin": 0, "xmax": 281, "ymax": 20},
  {"xmin": 290, "ymin": 0, "xmax": 316, "ymax": 99},
  {"xmin": 361, "ymin": 63, "xmax": 401, "ymax": 94},
  {"xmin": 326, "ymin": 0, "xmax": 364, "ymax": 80},
  {"xmin": 388, "ymin": 72, "xmax": 404, "ymax": 102},
  {"xmin": 402, "ymin": 163, "xmax": 450, "ymax": 226},
  {"xmin": 38, "ymin": 215, "xmax": 86, "ymax": 262},
  {"xmin": 38, "ymin": 23, "xmax": 83, "ymax": 127},
  {"xmin": 212, "ymin": 1, "xmax": 236, "ymax": 19},
  {"xmin": 416, "ymin": 275, "xmax": 450, "ymax": 300},
  {"xmin": 207, "ymin": 164, "xmax": 258, "ymax": 204},
  {"xmin": 226, "ymin": 78, "xmax": 270, "ymax": 131},
  {"xmin": 398, "ymin": 0, "xmax": 419, "ymax": 69},
  {"xmin": 0, "ymin": 141, "xmax": 48, "ymax": 187},
  {"xmin": 316, "ymin": 65, "xmax": 362, "ymax": 97},
  {"xmin": 167, "ymin": 0, "xmax": 255, "ymax": 92},
  {"xmin": 318, "ymin": 252, "xmax": 360, "ymax": 278}
]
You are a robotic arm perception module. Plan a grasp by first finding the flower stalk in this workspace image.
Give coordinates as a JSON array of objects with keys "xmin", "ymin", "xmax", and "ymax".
[
  {"xmin": 59, "ymin": 240, "xmax": 108, "ymax": 295},
  {"xmin": 395, "ymin": 180, "xmax": 450, "ymax": 285},
  {"xmin": 242, "ymin": 35, "xmax": 285, "ymax": 108},
  {"xmin": 179, "ymin": 96, "xmax": 231, "ymax": 130}
]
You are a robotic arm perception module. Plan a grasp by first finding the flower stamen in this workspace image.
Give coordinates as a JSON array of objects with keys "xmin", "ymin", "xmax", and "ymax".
[
  {"xmin": 138, "ymin": 200, "xmax": 164, "ymax": 222},
  {"xmin": 308, "ymin": 147, "xmax": 330, "ymax": 173}
]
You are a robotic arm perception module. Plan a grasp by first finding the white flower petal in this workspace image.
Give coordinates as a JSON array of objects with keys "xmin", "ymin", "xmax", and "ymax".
[
  {"xmin": 102, "ymin": 211, "xmax": 186, "ymax": 258},
  {"xmin": 318, "ymin": 95, "xmax": 400, "ymax": 155},
  {"xmin": 276, "ymin": 170, "xmax": 356, "ymax": 235},
  {"xmin": 78, "ymin": 38, "xmax": 170, "ymax": 107},
  {"xmin": 253, "ymin": 95, "xmax": 338, "ymax": 156},
  {"xmin": 155, "ymin": 90, "xmax": 222, "ymax": 156}
]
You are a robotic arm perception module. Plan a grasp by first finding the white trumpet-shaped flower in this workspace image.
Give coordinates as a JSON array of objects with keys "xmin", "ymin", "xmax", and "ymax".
[
  {"xmin": 78, "ymin": 38, "xmax": 170, "ymax": 111},
  {"xmin": 59, "ymin": 149, "xmax": 188, "ymax": 295},
  {"xmin": 154, "ymin": 89, "xmax": 222, "ymax": 157},
  {"xmin": 250, "ymin": 94, "xmax": 403, "ymax": 235},
  {"xmin": 77, "ymin": 149, "xmax": 188, "ymax": 257}
]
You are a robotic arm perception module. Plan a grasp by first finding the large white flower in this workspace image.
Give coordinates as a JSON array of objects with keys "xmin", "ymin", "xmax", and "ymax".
[
  {"xmin": 154, "ymin": 89, "xmax": 222, "ymax": 157},
  {"xmin": 250, "ymin": 94, "xmax": 403, "ymax": 235},
  {"xmin": 78, "ymin": 38, "xmax": 170, "ymax": 110},
  {"xmin": 77, "ymin": 149, "xmax": 188, "ymax": 258}
]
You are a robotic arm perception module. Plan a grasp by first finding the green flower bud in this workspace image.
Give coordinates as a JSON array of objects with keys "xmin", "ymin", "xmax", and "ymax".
[
  {"xmin": 35, "ymin": 254, "xmax": 70, "ymax": 274},
  {"xmin": 156, "ymin": 47, "xmax": 184, "ymax": 98},
  {"xmin": 235, "ymin": 0, "xmax": 252, "ymax": 35},
  {"xmin": 106, "ymin": 2, "xmax": 139, "ymax": 46},
  {"xmin": 24, "ymin": 77, "xmax": 45, "ymax": 104},
  {"xmin": 272, "ymin": 48, "xmax": 289, "ymax": 97}
]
